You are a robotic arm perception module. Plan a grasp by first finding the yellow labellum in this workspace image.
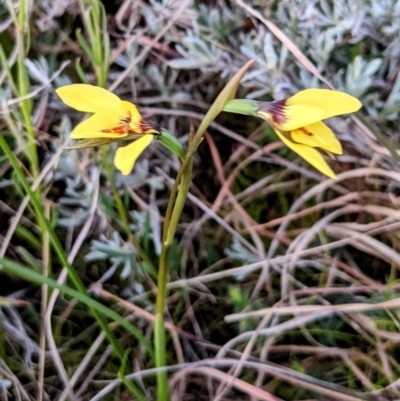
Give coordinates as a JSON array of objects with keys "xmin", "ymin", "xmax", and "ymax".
[
  {"xmin": 114, "ymin": 135, "xmax": 154, "ymax": 176},
  {"xmin": 275, "ymin": 129, "xmax": 337, "ymax": 179},
  {"xmin": 290, "ymin": 122, "xmax": 342, "ymax": 154}
]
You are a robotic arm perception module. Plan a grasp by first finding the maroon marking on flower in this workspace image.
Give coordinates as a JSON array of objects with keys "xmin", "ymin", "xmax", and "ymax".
[
  {"xmin": 266, "ymin": 99, "xmax": 288, "ymax": 126},
  {"xmin": 101, "ymin": 112, "xmax": 134, "ymax": 135},
  {"xmin": 101, "ymin": 124, "xmax": 130, "ymax": 134},
  {"xmin": 139, "ymin": 118, "xmax": 160, "ymax": 135},
  {"xmin": 101, "ymin": 123, "xmax": 130, "ymax": 135}
]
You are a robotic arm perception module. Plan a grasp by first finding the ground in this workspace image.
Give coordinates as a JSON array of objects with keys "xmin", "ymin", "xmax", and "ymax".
[{"xmin": 1, "ymin": 0, "xmax": 400, "ymax": 400}]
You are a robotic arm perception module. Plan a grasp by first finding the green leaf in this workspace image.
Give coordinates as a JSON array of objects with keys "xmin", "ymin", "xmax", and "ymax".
[
  {"xmin": 0, "ymin": 257, "xmax": 153, "ymax": 357},
  {"xmin": 158, "ymin": 130, "xmax": 185, "ymax": 161},
  {"xmin": 74, "ymin": 58, "xmax": 89, "ymax": 84},
  {"xmin": 15, "ymin": 225, "xmax": 41, "ymax": 249},
  {"xmin": 16, "ymin": 247, "xmax": 42, "ymax": 271}
]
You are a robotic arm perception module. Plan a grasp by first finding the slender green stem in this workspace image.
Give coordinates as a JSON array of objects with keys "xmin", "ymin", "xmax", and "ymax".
[
  {"xmin": 153, "ymin": 60, "xmax": 255, "ymax": 401},
  {"xmin": 154, "ymin": 154, "xmax": 193, "ymax": 401},
  {"xmin": 156, "ymin": 159, "xmax": 193, "ymax": 314},
  {"xmin": 155, "ymin": 314, "xmax": 168, "ymax": 401}
]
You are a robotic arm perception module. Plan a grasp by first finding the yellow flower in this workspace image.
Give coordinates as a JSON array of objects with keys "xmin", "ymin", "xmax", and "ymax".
[
  {"xmin": 56, "ymin": 84, "xmax": 160, "ymax": 175},
  {"xmin": 256, "ymin": 89, "xmax": 362, "ymax": 179}
]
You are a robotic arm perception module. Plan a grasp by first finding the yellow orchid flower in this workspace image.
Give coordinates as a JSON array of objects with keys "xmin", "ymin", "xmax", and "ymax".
[
  {"xmin": 256, "ymin": 89, "xmax": 362, "ymax": 179},
  {"xmin": 56, "ymin": 84, "xmax": 160, "ymax": 175}
]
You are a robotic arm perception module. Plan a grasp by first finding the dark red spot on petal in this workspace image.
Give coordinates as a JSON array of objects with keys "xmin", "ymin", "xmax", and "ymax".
[
  {"xmin": 299, "ymin": 127, "xmax": 313, "ymax": 136},
  {"xmin": 101, "ymin": 112, "xmax": 135, "ymax": 135},
  {"xmin": 102, "ymin": 123, "xmax": 130, "ymax": 135}
]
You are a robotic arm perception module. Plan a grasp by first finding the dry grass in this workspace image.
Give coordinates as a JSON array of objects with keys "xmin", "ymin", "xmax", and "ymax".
[{"xmin": 1, "ymin": 0, "xmax": 400, "ymax": 400}]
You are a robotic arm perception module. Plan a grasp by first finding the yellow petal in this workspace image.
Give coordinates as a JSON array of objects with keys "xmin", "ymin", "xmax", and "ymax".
[
  {"xmin": 113, "ymin": 135, "xmax": 154, "ymax": 175},
  {"xmin": 70, "ymin": 111, "xmax": 128, "ymax": 139},
  {"xmin": 287, "ymin": 89, "xmax": 362, "ymax": 120},
  {"xmin": 275, "ymin": 129, "xmax": 337, "ymax": 179},
  {"xmin": 56, "ymin": 84, "xmax": 123, "ymax": 115},
  {"xmin": 290, "ymin": 121, "xmax": 342, "ymax": 154}
]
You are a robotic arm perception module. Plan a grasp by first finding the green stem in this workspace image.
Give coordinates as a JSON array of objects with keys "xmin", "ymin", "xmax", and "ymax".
[
  {"xmin": 154, "ymin": 157, "xmax": 193, "ymax": 401},
  {"xmin": 156, "ymin": 159, "xmax": 193, "ymax": 314},
  {"xmin": 153, "ymin": 60, "xmax": 254, "ymax": 401},
  {"xmin": 155, "ymin": 314, "xmax": 168, "ymax": 401}
]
